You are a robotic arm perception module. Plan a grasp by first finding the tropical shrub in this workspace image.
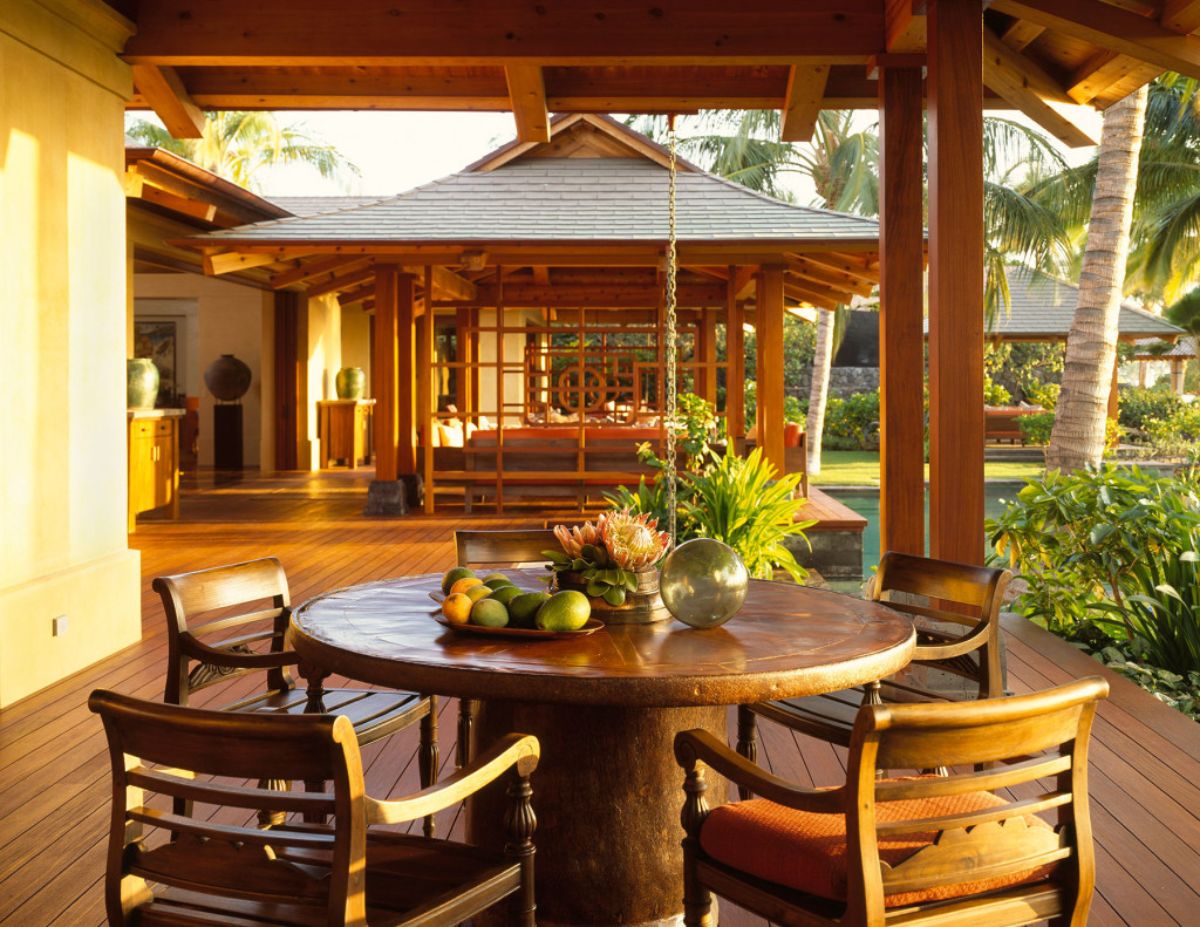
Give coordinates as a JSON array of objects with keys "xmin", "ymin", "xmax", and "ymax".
[
  {"xmin": 983, "ymin": 375, "xmax": 1012, "ymax": 406},
  {"xmin": 823, "ymin": 389, "xmax": 880, "ymax": 450},
  {"xmin": 1144, "ymin": 403, "xmax": 1200, "ymax": 457},
  {"xmin": 990, "ymin": 464, "xmax": 1200, "ymax": 676},
  {"xmin": 1088, "ymin": 643, "xmax": 1200, "ymax": 720},
  {"xmin": 743, "ymin": 381, "xmax": 807, "ymax": 428},
  {"xmin": 1017, "ymin": 411, "xmax": 1055, "ymax": 445},
  {"xmin": 682, "ymin": 446, "xmax": 813, "ymax": 581},
  {"xmin": 1119, "ymin": 385, "xmax": 1182, "ymax": 433},
  {"xmin": 1023, "ymin": 380, "xmax": 1060, "ymax": 411}
]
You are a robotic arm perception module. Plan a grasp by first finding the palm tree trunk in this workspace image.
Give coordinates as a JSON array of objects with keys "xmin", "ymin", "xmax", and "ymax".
[
  {"xmin": 806, "ymin": 308, "xmax": 837, "ymax": 475},
  {"xmin": 1047, "ymin": 87, "xmax": 1147, "ymax": 472}
]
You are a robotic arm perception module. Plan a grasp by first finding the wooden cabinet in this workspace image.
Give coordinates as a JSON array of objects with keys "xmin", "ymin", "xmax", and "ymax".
[
  {"xmin": 318, "ymin": 399, "xmax": 374, "ymax": 469},
  {"xmin": 128, "ymin": 410, "xmax": 182, "ymax": 532}
]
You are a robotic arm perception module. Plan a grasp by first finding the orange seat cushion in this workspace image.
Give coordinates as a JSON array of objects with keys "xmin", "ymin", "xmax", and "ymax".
[{"xmin": 699, "ymin": 791, "xmax": 1056, "ymax": 908}]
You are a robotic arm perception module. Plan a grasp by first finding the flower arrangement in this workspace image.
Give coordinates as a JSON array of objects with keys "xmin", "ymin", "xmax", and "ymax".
[{"xmin": 544, "ymin": 509, "xmax": 671, "ymax": 606}]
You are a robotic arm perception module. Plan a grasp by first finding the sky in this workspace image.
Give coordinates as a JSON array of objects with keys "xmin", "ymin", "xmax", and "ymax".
[{"xmin": 125, "ymin": 108, "xmax": 1098, "ymax": 205}]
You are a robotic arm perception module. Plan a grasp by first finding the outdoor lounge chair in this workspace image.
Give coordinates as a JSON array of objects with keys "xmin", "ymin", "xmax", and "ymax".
[
  {"xmin": 90, "ymin": 690, "xmax": 538, "ymax": 927},
  {"xmin": 677, "ymin": 677, "xmax": 1108, "ymax": 927},
  {"xmin": 736, "ymin": 551, "xmax": 1011, "ymax": 786}
]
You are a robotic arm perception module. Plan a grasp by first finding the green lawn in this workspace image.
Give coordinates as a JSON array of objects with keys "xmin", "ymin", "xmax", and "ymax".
[{"xmin": 809, "ymin": 451, "xmax": 1044, "ymax": 487}]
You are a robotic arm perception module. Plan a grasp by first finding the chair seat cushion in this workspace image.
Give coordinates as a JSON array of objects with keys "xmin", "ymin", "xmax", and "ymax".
[{"xmin": 699, "ymin": 790, "xmax": 1056, "ymax": 908}]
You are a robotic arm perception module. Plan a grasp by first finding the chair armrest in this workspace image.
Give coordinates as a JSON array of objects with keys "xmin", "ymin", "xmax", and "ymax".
[
  {"xmin": 180, "ymin": 636, "xmax": 301, "ymax": 670},
  {"xmin": 912, "ymin": 622, "xmax": 991, "ymax": 662},
  {"xmin": 674, "ymin": 729, "xmax": 845, "ymax": 814},
  {"xmin": 365, "ymin": 733, "xmax": 539, "ymax": 825}
]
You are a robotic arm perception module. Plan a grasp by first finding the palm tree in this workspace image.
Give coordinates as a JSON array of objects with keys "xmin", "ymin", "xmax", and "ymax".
[
  {"xmin": 637, "ymin": 110, "xmax": 1071, "ymax": 473},
  {"xmin": 126, "ymin": 111, "xmax": 359, "ymax": 191},
  {"xmin": 1046, "ymin": 86, "xmax": 1149, "ymax": 472}
]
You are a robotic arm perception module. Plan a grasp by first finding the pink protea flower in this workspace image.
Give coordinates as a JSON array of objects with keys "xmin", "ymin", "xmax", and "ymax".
[
  {"xmin": 554, "ymin": 513, "xmax": 608, "ymax": 560},
  {"xmin": 602, "ymin": 509, "xmax": 670, "ymax": 571}
]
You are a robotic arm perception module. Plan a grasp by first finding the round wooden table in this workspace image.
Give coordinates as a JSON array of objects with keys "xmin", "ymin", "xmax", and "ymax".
[{"xmin": 291, "ymin": 573, "xmax": 915, "ymax": 927}]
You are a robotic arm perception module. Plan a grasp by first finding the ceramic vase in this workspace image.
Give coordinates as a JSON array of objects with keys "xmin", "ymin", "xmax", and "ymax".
[
  {"xmin": 336, "ymin": 366, "xmax": 366, "ymax": 400},
  {"xmin": 127, "ymin": 358, "xmax": 160, "ymax": 410},
  {"xmin": 204, "ymin": 354, "xmax": 252, "ymax": 402}
]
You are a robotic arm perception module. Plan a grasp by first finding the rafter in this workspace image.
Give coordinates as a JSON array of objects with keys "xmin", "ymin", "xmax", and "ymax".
[
  {"xmin": 786, "ymin": 257, "xmax": 875, "ymax": 297},
  {"xmin": 991, "ymin": 0, "xmax": 1200, "ymax": 82},
  {"xmin": 270, "ymin": 256, "xmax": 369, "ymax": 289},
  {"xmin": 202, "ymin": 251, "xmax": 277, "ymax": 275},
  {"xmin": 1162, "ymin": 0, "xmax": 1200, "ymax": 35},
  {"xmin": 798, "ymin": 252, "xmax": 881, "ymax": 284},
  {"xmin": 1000, "ymin": 19, "xmax": 1045, "ymax": 52},
  {"xmin": 130, "ymin": 65, "xmax": 205, "ymax": 138},
  {"xmin": 307, "ymin": 268, "xmax": 376, "ymax": 299},
  {"xmin": 505, "ymin": 66, "xmax": 550, "ymax": 143},
  {"xmin": 780, "ymin": 64, "xmax": 830, "ymax": 142},
  {"xmin": 982, "ymin": 29, "xmax": 1101, "ymax": 147},
  {"xmin": 884, "ymin": 0, "xmax": 927, "ymax": 54}
]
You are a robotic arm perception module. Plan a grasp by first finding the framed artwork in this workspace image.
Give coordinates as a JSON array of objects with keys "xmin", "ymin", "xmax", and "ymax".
[{"xmin": 134, "ymin": 319, "xmax": 178, "ymax": 402}]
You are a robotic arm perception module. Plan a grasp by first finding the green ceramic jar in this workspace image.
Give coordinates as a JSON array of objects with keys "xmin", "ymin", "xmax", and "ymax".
[
  {"xmin": 127, "ymin": 358, "xmax": 160, "ymax": 410},
  {"xmin": 335, "ymin": 366, "xmax": 366, "ymax": 400}
]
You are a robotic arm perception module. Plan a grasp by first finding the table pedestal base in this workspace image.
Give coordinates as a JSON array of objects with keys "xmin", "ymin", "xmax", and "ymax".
[{"xmin": 469, "ymin": 700, "xmax": 727, "ymax": 927}]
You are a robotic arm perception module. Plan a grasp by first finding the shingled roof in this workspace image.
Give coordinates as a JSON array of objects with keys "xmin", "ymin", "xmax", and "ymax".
[
  {"xmin": 924, "ymin": 267, "xmax": 1183, "ymax": 340},
  {"xmin": 193, "ymin": 115, "xmax": 880, "ymax": 246}
]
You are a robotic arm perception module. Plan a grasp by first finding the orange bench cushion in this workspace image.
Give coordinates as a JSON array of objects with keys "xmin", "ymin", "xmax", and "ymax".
[{"xmin": 699, "ymin": 791, "xmax": 1056, "ymax": 908}]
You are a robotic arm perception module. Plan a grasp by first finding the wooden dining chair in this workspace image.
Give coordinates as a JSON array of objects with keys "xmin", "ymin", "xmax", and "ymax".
[
  {"xmin": 676, "ymin": 676, "xmax": 1109, "ymax": 927},
  {"xmin": 89, "ymin": 689, "xmax": 539, "ymax": 927},
  {"xmin": 737, "ymin": 552, "xmax": 1012, "ymax": 786},
  {"xmin": 153, "ymin": 557, "xmax": 439, "ymax": 830},
  {"xmin": 451, "ymin": 528, "xmax": 558, "ymax": 767}
]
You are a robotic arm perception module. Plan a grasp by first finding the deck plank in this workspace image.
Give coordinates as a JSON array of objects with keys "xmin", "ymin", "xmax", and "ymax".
[{"xmin": 1, "ymin": 473, "xmax": 1196, "ymax": 926}]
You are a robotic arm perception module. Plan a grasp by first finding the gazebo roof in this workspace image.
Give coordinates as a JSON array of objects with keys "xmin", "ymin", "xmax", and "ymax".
[
  {"xmin": 1134, "ymin": 335, "xmax": 1198, "ymax": 359},
  {"xmin": 193, "ymin": 116, "xmax": 880, "ymax": 247},
  {"xmin": 923, "ymin": 267, "xmax": 1184, "ymax": 341}
]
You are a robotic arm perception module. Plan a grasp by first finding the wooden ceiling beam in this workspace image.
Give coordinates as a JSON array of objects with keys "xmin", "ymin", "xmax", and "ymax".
[
  {"xmin": 982, "ymin": 28, "xmax": 1101, "ymax": 147},
  {"xmin": 431, "ymin": 282, "xmax": 728, "ymax": 309},
  {"xmin": 786, "ymin": 257, "xmax": 875, "ymax": 297},
  {"xmin": 885, "ymin": 0, "xmax": 927, "ymax": 54},
  {"xmin": 421, "ymin": 266, "xmax": 478, "ymax": 302},
  {"xmin": 130, "ymin": 64, "xmax": 206, "ymax": 138},
  {"xmin": 999, "ymin": 19, "xmax": 1045, "ymax": 52},
  {"xmin": 505, "ymin": 66, "xmax": 551, "ymax": 143},
  {"xmin": 991, "ymin": 0, "xmax": 1200, "ymax": 81},
  {"xmin": 797, "ymin": 252, "xmax": 882, "ymax": 283},
  {"xmin": 270, "ymin": 256, "xmax": 369, "ymax": 289},
  {"xmin": 137, "ymin": 184, "xmax": 219, "ymax": 223},
  {"xmin": 122, "ymin": 3, "xmax": 883, "ymax": 65},
  {"xmin": 202, "ymin": 251, "xmax": 278, "ymax": 275},
  {"xmin": 782, "ymin": 282, "xmax": 840, "ymax": 311},
  {"xmin": 338, "ymin": 283, "xmax": 376, "ymax": 306},
  {"xmin": 779, "ymin": 64, "xmax": 830, "ymax": 142},
  {"xmin": 1162, "ymin": 0, "xmax": 1200, "ymax": 35},
  {"xmin": 307, "ymin": 268, "xmax": 376, "ymax": 298}
]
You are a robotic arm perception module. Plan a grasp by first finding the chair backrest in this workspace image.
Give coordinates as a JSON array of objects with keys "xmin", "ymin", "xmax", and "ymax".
[
  {"xmin": 152, "ymin": 557, "xmax": 294, "ymax": 705},
  {"xmin": 871, "ymin": 551, "xmax": 1012, "ymax": 699},
  {"xmin": 89, "ymin": 689, "xmax": 368, "ymax": 927},
  {"xmin": 842, "ymin": 677, "xmax": 1108, "ymax": 922},
  {"xmin": 455, "ymin": 529, "xmax": 559, "ymax": 568}
]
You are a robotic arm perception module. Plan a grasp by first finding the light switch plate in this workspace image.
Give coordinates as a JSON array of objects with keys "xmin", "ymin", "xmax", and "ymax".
[{"xmin": 52, "ymin": 615, "xmax": 68, "ymax": 637}]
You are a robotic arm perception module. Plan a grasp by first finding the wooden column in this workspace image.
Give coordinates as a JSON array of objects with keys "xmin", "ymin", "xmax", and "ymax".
[
  {"xmin": 928, "ymin": 0, "xmax": 985, "ymax": 563},
  {"xmin": 372, "ymin": 266, "xmax": 399, "ymax": 484},
  {"xmin": 396, "ymin": 272, "xmax": 417, "ymax": 478},
  {"xmin": 756, "ymin": 267, "xmax": 786, "ymax": 474},
  {"xmin": 420, "ymin": 267, "xmax": 435, "ymax": 514},
  {"xmin": 726, "ymin": 271, "xmax": 746, "ymax": 448},
  {"xmin": 455, "ymin": 306, "xmax": 474, "ymax": 414},
  {"xmin": 697, "ymin": 307, "xmax": 718, "ymax": 402},
  {"xmin": 878, "ymin": 63, "xmax": 927, "ymax": 557},
  {"xmin": 272, "ymin": 291, "xmax": 301, "ymax": 471},
  {"xmin": 1107, "ymin": 348, "xmax": 1121, "ymax": 423}
]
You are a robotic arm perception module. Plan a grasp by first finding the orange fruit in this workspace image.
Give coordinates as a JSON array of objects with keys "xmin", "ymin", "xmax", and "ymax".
[
  {"xmin": 442, "ymin": 593, "xmax": 473, "ymax": 625},
  {"xmin": 449, "ymin": 576, "xmax": 484, "ymax": 596}
]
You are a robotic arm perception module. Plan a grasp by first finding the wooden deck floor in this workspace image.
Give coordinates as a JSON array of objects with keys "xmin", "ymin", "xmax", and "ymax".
[{"xmin": 1, "ymin": 473, "xmax": 1197, "ymax": 926}]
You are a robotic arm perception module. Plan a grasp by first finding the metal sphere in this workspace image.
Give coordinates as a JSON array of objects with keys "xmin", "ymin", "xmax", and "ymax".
[{"xmin": 660, "ymin": 538, "xmax": 749, "ymax": 629}]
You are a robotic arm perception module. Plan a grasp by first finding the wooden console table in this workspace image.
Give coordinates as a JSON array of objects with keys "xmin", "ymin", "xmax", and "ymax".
[
  {"xmin": 127, "ymin": 409, "xmax": 182, "ymax": 532},
  {"xmin": 317, "ymin": 399, "xmax": 374, "ymax": 469}
]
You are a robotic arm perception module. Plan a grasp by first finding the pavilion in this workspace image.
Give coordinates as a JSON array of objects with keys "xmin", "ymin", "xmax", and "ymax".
[
  {"xmin": 178, "ymin": 114, "xmax": 882, "ymax": 515},
  {"xmin": 7, "ymin": 0, "xmax": 1200, "ymax": 703}
]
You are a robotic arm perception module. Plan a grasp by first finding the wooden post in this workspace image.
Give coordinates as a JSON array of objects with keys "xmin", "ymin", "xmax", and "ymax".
[
  {"xmin": 396, "ymin": 272, "xmax": 417, "ymax": 478},
  {"xmin": 756, "ymin": 267, "xmax": 786, "ymax": 474},
  {"xmin": 456, "ymin": 306, "xmax": 474, "ymax": 414},
  {"xmin": 420, "ymin": 266, "xmax": 435, "ymax": 514},
  {"xmin": 366, "ymin": 263, "xmax": 406, "ymax": 514},
  {"xmin": 878, "ymin": 63, "xmax": 927, "ymax": 557},
  {"xmin": 928, "ymin": 0, "xmax": 985, "ymax": 564},
  {"xmin": 1107, "ymin": 348, "xmax": 1121, "ymax": 430},
  {"xmin": 726, "ymin": 270, "xmax": 746, "ymax": 449},
  {"xmin": 701, "ymin": 307, "xmax": 718, "ymax": 403},
  {"xmin": 272, "ymin": 291, "xmax": 301, "ymax": 471}
]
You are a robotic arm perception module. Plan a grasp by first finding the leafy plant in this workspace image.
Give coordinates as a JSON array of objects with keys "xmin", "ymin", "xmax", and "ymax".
[
  {"xmin": 1144, "ymin": 403, "xmax": 1200, "ymax": 457},
  {"xmin": 983, "ymin": 375, "xmax": 1013, "ymax": 406},
  {"xmin": 681, "ymin": 447, "xmax": 814, "ymax": 581},
  {"xmin": 672, "ymin": 392, "xmax": 718, "ymax": 460},
  {"xmin": 1119, "ymin": 385, "xmax": 1183, "ymax": 433},
  {"xmin": 1102, "ymin": 548, "xmax": 1200, "ymax": 676},
  {"xmin": 1023, "ymin": 380, "xmax": 1060, "ymax": 411},
  {"xmin": 1087, "ymin": 643, "xmax": 1200, "ymax": 720},
  {"xmin": 823, "ymin": 390, "xmax": 880, "ymax": 451},
  {"xmin": 604, "ymin": 474, "xmax": 671, "ymax": 527},
  {"xmin": 1017, "ymin": 411, "xmax": 1056, "ymax": 445}
]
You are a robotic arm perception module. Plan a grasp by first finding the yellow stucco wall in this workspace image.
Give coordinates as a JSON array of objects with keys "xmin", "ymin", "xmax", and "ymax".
[
  {"xmin": 301, "ymin": 294, "xmax": 343, "ymax": 469},
  {"xmin": 0, "ymin": 0, "xmax": 141, "ymax": 706}
]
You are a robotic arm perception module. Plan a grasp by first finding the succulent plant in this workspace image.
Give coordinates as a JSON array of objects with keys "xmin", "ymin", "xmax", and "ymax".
[{"xmin": 602, "ymin": 510, "xmax": 670, "ymax": 571}]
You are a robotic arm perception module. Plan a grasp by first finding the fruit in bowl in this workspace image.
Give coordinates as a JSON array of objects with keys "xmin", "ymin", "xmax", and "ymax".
[
  {"xmin": 536, "ymin": 590, "xmax": 591, "ymax": 632},
  {"xmin": 470, "ymin": 598, "xmax": 510, "ymax": 628},
  {"xmin": 441, "ymin": 566, "xmax": 475, "ymax": 594}
]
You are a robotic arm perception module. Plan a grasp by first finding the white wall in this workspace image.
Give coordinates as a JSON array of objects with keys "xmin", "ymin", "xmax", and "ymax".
[{"xmin": 134, "ymin": 274, "xmax": 271, "ymax": 468}]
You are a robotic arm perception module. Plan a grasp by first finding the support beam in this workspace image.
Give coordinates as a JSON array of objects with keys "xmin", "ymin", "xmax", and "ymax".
[
  {"xmin": 878, "ymin": 63, "xmax": 927, "ymax": 557},
  {"xmin": 366, "ymin": 267, "xmax": 402, "ymax": 514},
  {"xmin": 726, "ymin": 272, "xmax": 746, "ymax": 446},
  {"xmin": 1163, "ymin": 0, "xmax": 1200, "ymax": 35},
  {"xmin": 505, "ymin": 66, "xmax": 551, "ymax": 143},
  {"xmin": 885, "ymin": 0, "xmax": 927, "ymax": 53},
  {"xmin": 701, "ymin": 308, "xmax": 718, "ymax": 402},
  {"xmin": 202, "ymin": 251, "xmax": 276, "ymax": 276},
  {"xmin": 982, "ymin": 29, "xmax": 1101, "ymax": 147},
  {"xmin": 271, "ymin": 256, "xmax": 366, "ymax": 289},
  {"xmin": 130, "ymin": 64, "xmax": 205, "ymax": 138},
  {"xmin": 779, "ymin": 64, "xmax": 829, "ymax": 142},
  {"xmin": 756, "ymin": 267, "xmax": 787, "ymax": 476},
  {"xmin": 396, "ymin": 273, "xmax": 418, "ymax": 479},
  {"xmin": 1000, "ymin": 19, "xmax": 1045, "ymax": 51},
  {"xmin": 928, "ymin": 0, "xmax": 985, "ymax": 564},
  {"xmin": 991, "ymin": 0, "xmax": 1200, "ymax": 81},
  {"xmin": 307, "ymin": 268, "xmax": 375, "ymax": 299}
]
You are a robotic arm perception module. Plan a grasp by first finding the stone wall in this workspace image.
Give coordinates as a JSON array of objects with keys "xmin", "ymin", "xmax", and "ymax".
[{"xmin": 788, "ymin": 366, "xmax": 880, "ymax": 401}]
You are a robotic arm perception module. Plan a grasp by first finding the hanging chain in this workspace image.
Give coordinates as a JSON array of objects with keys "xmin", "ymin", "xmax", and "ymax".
[{"xmin": 665, "ymin": 115, "xmax": 679, "ymax": 547}]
